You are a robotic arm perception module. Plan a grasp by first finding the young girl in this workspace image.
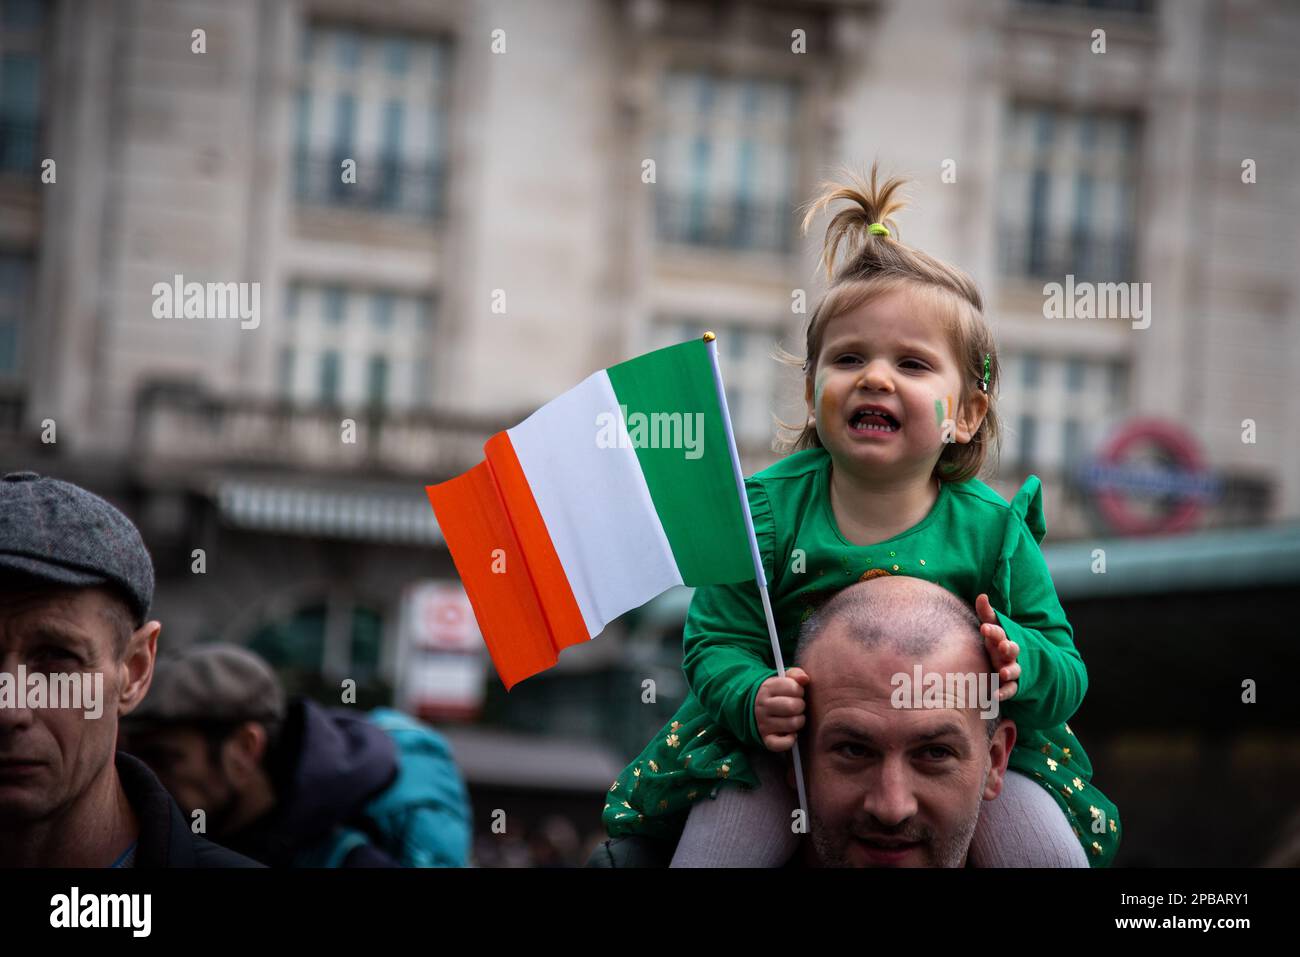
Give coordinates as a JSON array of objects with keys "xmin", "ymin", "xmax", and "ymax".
[{"xmin": 601, "ymin": 163, "xmax": 1120, "ymax": 867}]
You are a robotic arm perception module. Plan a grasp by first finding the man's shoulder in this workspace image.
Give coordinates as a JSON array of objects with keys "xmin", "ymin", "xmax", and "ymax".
[
  {"xmin": 746, "ymin": 449, "xmax": 830, "ymax": 529},
  {"xmin": 190, "ymin": 835, "xmax": 265, "ymax": 868},
  {"xmin": 116, "ymin": 752, "xmax": 263, "ymax": 868},
  {"xmin": 749, "ymin": 447, "xmax": 829, "ymax": 486},
  {"xmin": 945, "ymin": 475, "xmax": 1012, "ymax": 512}
]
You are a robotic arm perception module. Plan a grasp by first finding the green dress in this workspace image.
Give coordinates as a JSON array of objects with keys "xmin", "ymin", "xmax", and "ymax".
[{"xmin": 602, "ymin": 447, "xmax": 1121, "ymax": 866}]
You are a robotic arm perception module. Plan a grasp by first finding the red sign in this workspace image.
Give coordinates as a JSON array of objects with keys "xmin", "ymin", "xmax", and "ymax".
[{"xmin": 1079, "ymin": 419, "xmax": 1221, "ymax": 536}]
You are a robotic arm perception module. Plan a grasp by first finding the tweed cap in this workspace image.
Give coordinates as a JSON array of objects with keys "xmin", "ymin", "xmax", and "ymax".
[
  {"xmin": 0, "ymin": 471, "xmax": 154, "ymax": 625},
  {"xmin": 131, "ymin": 644, "xmax": 286, "ymax": 726}
]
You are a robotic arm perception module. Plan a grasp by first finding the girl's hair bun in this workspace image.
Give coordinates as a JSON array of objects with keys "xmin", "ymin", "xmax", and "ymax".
[{"xmin": 799, "ymin": 161, "xmax": 910, "ymax": 281}]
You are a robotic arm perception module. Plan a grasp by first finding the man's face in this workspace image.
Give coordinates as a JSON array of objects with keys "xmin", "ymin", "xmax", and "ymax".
[
  {"xmin": 800, "ymin": 626, "xmax": 1012, "ymax": 867},
  {"xmin": 0, "ymin": 586, "xmax": 155, "ymax": 823},
  {"xmin": 124, "ymin": 726, "xmax": 239, "ymax": 829}
]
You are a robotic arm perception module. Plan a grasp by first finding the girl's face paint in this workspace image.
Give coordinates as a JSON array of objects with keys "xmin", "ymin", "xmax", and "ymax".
[
  {"xmin": 933, "ymin": 393, "xmax": 955, "ymax": 427},
  {"xmin": 813, "ymin": 368, "xmax": 829, "ymax": 428}
]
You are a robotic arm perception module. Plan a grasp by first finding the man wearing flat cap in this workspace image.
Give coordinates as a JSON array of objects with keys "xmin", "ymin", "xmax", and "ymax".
[
  {"xmin": 125, "ymin": 643, "xmax": 473, "ymax": 868},
  {"xmin": 0, "ymin": 471, "xmax": 258, "ymax": 867}
]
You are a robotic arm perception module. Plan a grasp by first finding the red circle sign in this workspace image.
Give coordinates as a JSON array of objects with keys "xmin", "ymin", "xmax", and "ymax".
[{"xmin": 1082, "ymin": 419, "xmax": 1220, "ymax": 536}]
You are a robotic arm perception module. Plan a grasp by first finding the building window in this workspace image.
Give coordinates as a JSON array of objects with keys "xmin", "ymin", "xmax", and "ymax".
[
  {"xmin": 367, "ymin": 354, "xmax": 389, "ymax": 410},
  {"xmin": 280, "ymin": 281, "xmax": 436, "ymax": 411},
  {"xmin": 370, "ymin": 292, "xmax": 394, "ymax": 329},
  {"xmin": 0, "ymin": 253, "xmax": 32, "ymax": 378},
  {"xmin": 654, "ymin": 71, "xmax": 799, "ymax": 254},
  {"xmin": 1107, "ymin": 360, "xmax": 1128, "ymax": 406},
  {"xmin": 999, "ymin": 104, "xmax": 1141, "ymax": 282},
  {"xmin": 1, "ymin": 0, "xmax": 45, "ymax": 28},
  {"xmin": 652, "ymin": 318, "xmax": 779, "ymax": 446},
  {"xmin": 1063, "ymin": 417, "xmax": 1081, "ymax": 468},
  {"xmin": 0, "ymin": 0, "xmax": 44, "ymax": 176},
  {"xmin": 277, "ymin": 346, "xmax": 295, "ymax": 401},
  {"xmin": 294, "ymin": 24, "xmax": 451, "ymax": 219},
  {"xmin": 1066, "ymin": 357, "xmax": 1085, "ymax": 392},
  {"xmin": 323, "ymin": 285, "xmax": 346, "ymax": 324},
  {"xmin": 1018, "ymin": 0, "xmax": 1154, "ymax": 12},
  {"xmin": 319, "ymin": 350, "xmax": 341, "ymax": 405},
  {"xmin": 1021, "ymin": 353, "xmax": 1040, "ymax": 389},
  {"xmin": 999, "ymin": 352, "xmax": 1130, "ymax": 476},
  {"xmin": 1018, "ymin": 414, "xmax": 1038, "ymax": 470}
]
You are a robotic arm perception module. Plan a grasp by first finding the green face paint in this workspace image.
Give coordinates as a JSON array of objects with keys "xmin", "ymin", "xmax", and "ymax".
[{"xmin": 934, "ymin": 398, "xmax": 944, "ymax": 428}]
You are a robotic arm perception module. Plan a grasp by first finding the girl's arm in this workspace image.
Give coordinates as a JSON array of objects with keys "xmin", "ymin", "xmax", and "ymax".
[
  {"xmin": 993, "ymin": 479, "xmax": 1087, "ymax": 731},
  {"xmin": 680, "ymin": 479, "xmax": 779, "ymax": 749}
]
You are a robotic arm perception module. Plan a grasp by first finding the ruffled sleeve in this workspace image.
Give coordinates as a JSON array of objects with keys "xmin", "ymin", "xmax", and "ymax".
[
  {"xmin": 990, "ymin": 476, "xmax": 1088, "ymax": 732},
  {"xmin": 991, "ymin": 475, "xmax": 1046, "ymax": 601},
  {"xmin": 747, "ymin": 476, "xmax": 778, "ymax": 588}
]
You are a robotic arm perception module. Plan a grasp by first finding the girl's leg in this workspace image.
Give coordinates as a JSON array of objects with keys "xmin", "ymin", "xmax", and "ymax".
[
  {"xmin": 670, "ymin": 749, "xmax": 800, "ymax": 867},
  {"xmin": 969, "ymin": 770, "xmax": 1089, "ymax": 867}
]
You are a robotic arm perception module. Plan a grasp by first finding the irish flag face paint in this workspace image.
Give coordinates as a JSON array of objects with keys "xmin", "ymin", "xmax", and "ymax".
[
  {"xmin": 427, "ymin": 338, "xmax": 755, "ymax": 689},
  {"xmin": 813, "ymin": 368, "xmax": 829, "ymax": 429}
]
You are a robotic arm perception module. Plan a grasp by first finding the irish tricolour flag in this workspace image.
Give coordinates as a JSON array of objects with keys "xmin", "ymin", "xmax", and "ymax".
[{"xmin": 426, "ymin": 336, "xmax": 757, "ymax": 689}]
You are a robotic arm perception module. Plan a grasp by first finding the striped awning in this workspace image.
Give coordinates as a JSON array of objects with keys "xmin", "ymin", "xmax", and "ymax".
[{"xmin": 214, "ymin": 477, "xmax": 443, "ymax": 545}]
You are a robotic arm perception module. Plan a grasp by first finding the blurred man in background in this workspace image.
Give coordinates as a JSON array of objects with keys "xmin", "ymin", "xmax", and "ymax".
[{"xmin": 123, "ymin": 643, "xmax": 472, "ymax": 867}]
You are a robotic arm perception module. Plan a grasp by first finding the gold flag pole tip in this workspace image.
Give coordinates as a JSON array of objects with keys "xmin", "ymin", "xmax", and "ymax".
[{"xmin": 702, "ymin": 331, "xmax": 716, "ymax": 342}]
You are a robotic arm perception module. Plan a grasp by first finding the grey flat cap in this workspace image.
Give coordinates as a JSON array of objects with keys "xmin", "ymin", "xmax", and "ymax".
[
  {"xmin": 0, "ymin": 471, "xmax": 154, "ymax": 625},
  {"xmin": 132, "ymin": 644, "xmax": 286, "ymax": 726}
]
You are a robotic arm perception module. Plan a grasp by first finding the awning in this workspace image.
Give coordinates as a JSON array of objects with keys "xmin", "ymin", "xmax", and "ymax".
[
  {"xmin": 632, "ymin": 523, "xmax": 1300, "ymax": 625},
  {"xmin": 1040, "ymin": 521, "xmax": 1300, "ymax": 598},
  {"xmin": 214, "ymin": 477, "xmax": 443, "ymax": 545}
]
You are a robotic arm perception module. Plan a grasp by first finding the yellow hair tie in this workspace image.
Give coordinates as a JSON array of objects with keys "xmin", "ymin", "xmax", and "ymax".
[{"xmin": 867, "ymin": 222, "xmax": 890, "ymax": 237}]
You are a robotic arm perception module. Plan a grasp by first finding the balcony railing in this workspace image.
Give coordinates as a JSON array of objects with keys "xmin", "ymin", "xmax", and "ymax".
[
  {"xmin": 999, "ymin": 226, "xmax": 1137, "ymax": 284},
  {"xmin": 133, "ymin": 384, "xmax": 499, "ymax": 480},
  {"xmin": 294, "ymin": 151, "xmax": 445, "ymax": 220},
  {"xmin": 130, "ymin": 382, "xmax": 781, "ymax": 483},
  {"xmin": 654, "ymin": 192, "xmax": 795, "ymax": 255}
]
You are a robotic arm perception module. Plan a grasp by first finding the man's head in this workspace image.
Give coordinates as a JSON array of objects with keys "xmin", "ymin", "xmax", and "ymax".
[
  {"xmin": 0, "ymin": 471, "xmax": 160, "ymax": 826},
  {"xmin": 122, "ymin": 644, "xmax": 285, "ymax": 835},
  {"xmin": 792, "ymin": 575, "xmax": 1015, "ymax": 867}
]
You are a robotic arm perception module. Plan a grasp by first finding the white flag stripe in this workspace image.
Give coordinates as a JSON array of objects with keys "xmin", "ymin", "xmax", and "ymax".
[{"xmin": 506, "ymin": 370, "xmax": 683, "ymax": 638}]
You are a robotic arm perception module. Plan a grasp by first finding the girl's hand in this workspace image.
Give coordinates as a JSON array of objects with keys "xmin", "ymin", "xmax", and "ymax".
[
  {"xmin": 755, "ymin": 668, "xmax": 810, "ymax": 751},
  {"xmin": 976, "ymin": 593, "xmax": 1020, "ymax": 701}
]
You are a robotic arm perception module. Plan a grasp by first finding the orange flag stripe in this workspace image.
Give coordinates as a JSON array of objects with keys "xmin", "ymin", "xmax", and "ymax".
[
  {"xmin": 483, "ymin": 432, "xmax": 592, "ymax": 657},
  {"xmin": 425, "ymin": 433, "xmax": 589, "ymax": 690}
]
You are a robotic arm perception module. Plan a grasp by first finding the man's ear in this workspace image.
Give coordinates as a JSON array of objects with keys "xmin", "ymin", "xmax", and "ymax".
[
  {"xmin": 955, "ymin": 389, "xmax": 989, "ymax": 445},
  {"xmin": 221, "ymin": 722, "xmax": 268, "ymax": 785},
  {"xmin": 117, "ymin": 621, "xmax": 160, "ymax": 717},
  {"xmin": 982, "ymin": 719, "xmax": 1016, "ymax": 801}
]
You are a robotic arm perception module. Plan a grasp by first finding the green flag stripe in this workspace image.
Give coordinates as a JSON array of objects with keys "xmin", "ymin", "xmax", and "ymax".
[{"xmin": 605, "ymin": 339, "xmax": 753, "ymax": 585}]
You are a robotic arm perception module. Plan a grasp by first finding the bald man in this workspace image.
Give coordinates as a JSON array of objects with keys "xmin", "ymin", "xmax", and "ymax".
[
  {"xmin": 789, "ymin": 575, "xmax": 1015, "ymax": 867},
  {"xmin": 589, "ymin": 576, "xmax": 1090, "ymax": 867}
]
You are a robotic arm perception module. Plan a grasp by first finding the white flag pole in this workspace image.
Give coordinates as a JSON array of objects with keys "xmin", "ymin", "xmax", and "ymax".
[{"xmin": 702, "ymin": 331, "xmax": 811, "ymax": 829}]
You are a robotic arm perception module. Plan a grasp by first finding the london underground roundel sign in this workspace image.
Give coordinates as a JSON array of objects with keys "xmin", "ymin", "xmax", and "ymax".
[{"xmin": 1078, "ymin": 419, "xmax": 1222, "ymax": 536}]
